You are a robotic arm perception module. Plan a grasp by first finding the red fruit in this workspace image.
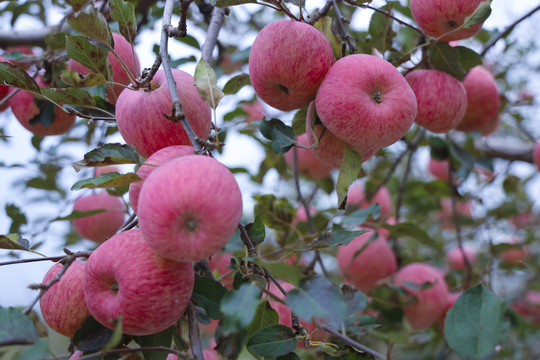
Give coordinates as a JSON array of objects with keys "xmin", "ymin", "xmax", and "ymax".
[
  {"xmin": 241, "ymin": 100, "xmax": 266, "ymax": 123},
  {"xmin": 513, "ymin": 290, "xmax": 540, "ymax": 324},
  {"xmin": 533, "ymin": 141, "xmax": 540, "ymax": 172},
  {"xmin": 71, "ymin": 191, "xmax": 125, "ymax": 243},
  {"xmin": 283, "ymin": 133, "xmax": 334, "ymax": 179},
  {"xmin": 346, "ymin": 181, "xmax": 393, "ymax": 219},
  {"xmin": 209, "ymin": 252, "xmax": 234, "ymax": 289},
  {"xmin": 500, "ymin": 236, "xmax": 529, "ymax": 264},
  {"xmin": 446, "ymin": 246, "xmax": 477, "ymax": 271},
  {"xmin": 93, "ymin": 165, "xmax": 120, "ymax": 177},
  {"xmin": 40, "ymin": 261, "xmax": 90, "ymax": 337},
  {"xmin": 428, "ymin": 158, "xmax": 450, "ymax": 181},
  {"xmin": 0, "ymin": 56, "xmax": 10, "ymax": 111},
  {"xmin": 394, "ymin": 263, "xmax": 449, "ymax": 329}
]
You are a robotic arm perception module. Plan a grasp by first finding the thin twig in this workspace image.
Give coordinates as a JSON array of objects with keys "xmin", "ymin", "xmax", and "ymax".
[
  {"xmin": 65, "ymin": 107, "xmax": 116, "ymax": 123},
  {"xmin": 188, "ymin": 302, "xmax": 204, "ymax": 360},
  {"xmin": 330, "ymin": 0, "xmax": 357, "ymax": 54},
  {"xmin": 394, "ymin": 150, "xmax": 414, "ymax": 222},
  {"xmin": 160, "ymin": 0, "xmax": 202, "ymax": 152},
  {"xmin": 306, "ymin": 0, "xmax": 333, "ymax": 25},
  {"xmin": 319, "ymin": 325, "xmax": 386, "ymax": 360},
  {"xmin": 238, "ymin": 223, "xmax": 257, "ymax": 257},
  {"xmin": 76, "ymin": 346, "xmax": 192, "ymax": 360},
  {"xmin": 0, "ymin": 251, "xmax": 91, "ymax": 267},
  {"xmin": 134, "ymin": 54, "xmax": 162, "ymax": 90},
  {"xmin": 351, "ymin": 2, "xmax": 424, "ymax": 35},
  {"xmin": 202, "ymin": 8, "xmax": 227, "ymax": 65},
  {"xmin": 0, "ymin": 88, "xmax": 20, "ymax": 109},
  {"xmin": 481, "ymin": 4, "xmax": 540, "ymax": 56}
]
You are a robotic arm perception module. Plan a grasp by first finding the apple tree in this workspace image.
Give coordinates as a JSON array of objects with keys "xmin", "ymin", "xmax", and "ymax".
[{"xmin": 0, "ymin": 0, "xmax": 539, "ymax": 359}]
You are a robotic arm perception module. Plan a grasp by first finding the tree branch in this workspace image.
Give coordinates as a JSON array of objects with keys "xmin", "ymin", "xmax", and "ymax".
[
  {"xmin": 202, "ymin": 8, "xmax": 227, "ymax": 65},
  {"xmin": 319, "ymin": 325, "xmax": 386, "ymax": 360},
  {"xmin": 188, "ymin": 302, "xmax": 204, "ymax": 360},
  {"xmin": 330, "ymin": 0, "xmax": 357, "ymax": 54},
  {"xmin": 76, "ymin": 346, "xmax": 192, "ymax": 360}
]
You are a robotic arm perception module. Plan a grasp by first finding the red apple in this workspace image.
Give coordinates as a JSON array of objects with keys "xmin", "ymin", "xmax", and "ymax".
[
  {"xmin": 9, "ymin": 75, "xmax": 76, "ymax": 136},
  {"xmin": 138, "ymin": 155, "xmax": 243, "ymax": 262},
  {"xmin": 405, "ymin": 69, "xmax": 467, "ymax": 133},
  {"xmin": 533, "ymin": 141, "xmax": 540, "ymax": 172},
  {"xmin": 40, "ymin": 261, "xmax": 90, "ymax": 337},
  {"xmin": 0, "ymin": 56, "xmax": 11, "ymax": 111},
  {"xmin": 481, "ymin": 116, "xmax": 501, "ymax": 136},
  {"xmin": 337, "ymin": 230, "xmax": 397, "ymax": 293},
  {"xmin": 292, "ymin": 205, "xmax": 316, "ymax": 227},
  {"xmin": 68, "ymin": 32, "xmax": 140, "ymax": 104},
  {"xmin": 439, "ymin": 197, "xmax": 472, "ymax": 229},
  {"xmin": 249, "ymin": 19, "xmax": 334, "ymax": 111},
  {"xmin": 410, "ymin": 0, "xmax": 487, "ymax": 41},
  {"xmin": 241, "ymin": 100, "xmax": 266, "ymax": 123},
  {"xmin": 209, "ymin": 252, "xmax": 234, "ymax": 289},
  {"xmin": 513, "ymin": 290, "xmax": 540, "ymax": 324},
  {"xmin": 346, "ymin": 181, "xmax": 393, "ymax": 219},
  {"xmin": 394, "ymin": 263, "xmax": 449, "ymax": 329},
  {"xmin": 283, "ymin": 133, "xmax": 334, "ymax": 179},
  {"xmin": 116, "ymin": 69, "xmax": 211, "ymax": 158},
  {"xmin": 446, "ymin": 245, "xmax": 477, "ymax": 271},
  {"xmin": 94, "ymin": 165, "xmax": 120, "ymax": 177},
  {"xmin": 500, "ymin": 236, "xmax": 529, "ymax": 264},
  {"xmin": 456, "ymin": 66, "xmax": 500, "ymax": 133},
  {"xmin": 71, "ymin": 190, "xmax": 126, "ymax": 243},
  {"xmin": 439, "ymin": 292, "xmax": 461, "ymax": 330},
  {"xmin": 128, "ymin": 145, "xmax": 194, "ymax": 214},
  {"xmin": 305, "ymin": 102, "xmax": 376, "ymax": 168},
  {"xmin": 83, "ymin": 229, "xmax": 194, "ymax": 336},
  {"xmin": 315, "ymin": 54, "xmax": 417, "ymax": 155},
  {"xmin": 428, "ymin": 158, "xmax": 450, "ymax": 181}
]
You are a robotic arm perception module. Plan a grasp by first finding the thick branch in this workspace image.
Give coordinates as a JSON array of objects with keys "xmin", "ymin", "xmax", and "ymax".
[
  {"xmin": 319, "ymin": 325, "xmax": 386, "ymax": 360},
  {"xmin": 188, "ymin": 303, "xmax": 204, "ymax": 360},
  {"xmin": 202, "ymin": 8, "xmax": 227, "ymax": 65}
]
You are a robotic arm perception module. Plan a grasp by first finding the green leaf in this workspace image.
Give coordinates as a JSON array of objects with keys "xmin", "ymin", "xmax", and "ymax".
[
  {"xmin": 313, "ymin": 16, "xmax": 343, "ymax": 60},
  {"xmin": 60, "ymin": 70, "xmax": 107, "ymax": 88},
  {"xmin": 66, "ymin": 0, "xmax": 90, "ymax": 12},
  {"xmin": 109, "ymin": 0, "xmax": 137, "ymax": 43},
  {"xmin": 343, "ymin": 285, "xmax": 368, "ymax": 318},
  {"xmin": 72, "ymin": 143, "xmax": 142, "ymax": 171},
  {"xmin": 303, "ymin": 224, "xmax": 365, "ymax": 251},
  {"xmin": 15, "ymin": 337, "xmax": 49, "ymax": 360},
  {"xmin": 247, "ymin": 300, "xmax": 279, "ymax": 338},
  {"xmin": 66, "ymin": 35, "xmax": 112, "ymax": 80},
  {"xmin": 253, "ymin": 195, "xmax": 294, "ymax": 232},
  {"xmin": 368, "ymin": 9, "xmax": 395, "ymax": 54},
  {"xmin": 0, "ymin": 234, "xmax": 43, "ymax": 256},
  {"xmin": 336, "ymin": 147, "xmax": 363, "ymax": 209},
  {"xmin": 0, "ymin": 307, "xmax": 39, "ymax": 346},
  {"xmin": 44, "ymin": 31, "xmax": 68, "ymax": 50},
  {"xmin": 380, "ymin": 222, "xmax": 438, "ymax": 249},
  {"xmin": 247, "ymin": 325, "xmax": 296, "ymax": 357},
  {"xmin": 455, "ymin": 46, "xmax": 483, "ymax": 72},
  {"xmin": 102, "ymin": 318, "xmax": 123, "ymax": 351},
  {"xmin": 285, "ymin": 276, "xmax": 346, "ymax": 328},
  {"xmin": 254, "ymin": 259, "xmax": 303, "ymax": 287},
  {"xmin": 41, "ymin": 87, "xmax": 96, "ymax": 107},
  {"xmin": 0, "ymin": 62, "xmax": 41, "ymax": 94},
  {"xmin": 174, "ymin": 34, "xmax": 201, "ymax": 50},
  {"xmin": 71, "ymin": 172, "xmax": 142, "ymax": 190},
  {"xmin": 191, "ymin": 276, "xmax": 228, "ymax": 320},
  {"xmin": 222, "ymin": 73, "xmax": 251, "ymax": 95},
  {"xmin": 133, "ymin": 327, "xmax": 173, "ymax": 360},
  {"xmin": 67, "ymin": 6, "xmax": 112, "ymax": 47},
  {"xmin": 52, "ymin": 209, "xmax": 107, "ymax": 222},
  {"xmin": 245, "ymin": 213, "xmax": 265, "ymax": 245},
  {"xmin": 341, "ymin": 204, "xmax": 381, "ymax": 225},
  {"xmin": 428, "ymin": 42, "xmax": 465, "ymax": 80},
  {"xmin": 211, "ymin": 0, "xmax": 258, "ymax": 8},
  {"xmin": 221, "ymin": 282, "xmax": 262, "ymax": 334},
  {"xmin": 73, "ymin": 316, "xmax": 114, "ymax": 352},
  {"xmin": 445, "ymin": 284, "xmax": 509, "ymax": 360},
  {"xmin": 277, "ymin": 353, "xmax": 301, "ymax": 360},
  {"xmin": 194, "ymin": 58, "xmax": 224, "ymax": 110},
  {"xmin": 260, "ymin": 118, "xmax": 296, "ymax": 154},
  {"xmin": 462, "ymin": 1, "xmax": 492, "ymax": 29},
  {"xmin": 291, "ymin": 106, "xmax": 308, "ymax": 136},
  {"xmin": 5, "ymin": 204, "xmax": 27, "ymax": 234}
]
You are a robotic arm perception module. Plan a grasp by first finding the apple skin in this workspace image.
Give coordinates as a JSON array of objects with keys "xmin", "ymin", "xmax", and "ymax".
[
  {"xmin": 283, "ymin": 133, "xmax": 334, "ymax": 179},
  {"xmin": 241, "ymin": 100, "xmax": 266, "ymax": 123},
  {"xmin": 94, "ymin": 165, "xmax": 120, "ymax": 177},
  {"xmin": 305, "ymin": 102, "xmax": 376, "ymax": 168},
  {"xmin": 83, "ymin": 228, "xmax": 195, "ymax": 336},
  {"xmin": 446, "ymin": 246, "xmax": 476, "ymax": 271},
  {"xmin": 393, "ymin": 263, "xmax": 449, "ymax": 329},
  {"xmin": 438, "ymin": 292, "xmax": 461, "ymax": 330},
  {"xmin": 337, "ymin": 230, "xmax": 397, "ymax": 293},
  {"xmin": 68, "ymin": 32, "xmax": 140, "ymax": 104},
  {"xmin": 128, "ymin": 145, "xmax": 194, "ymax": 214},
  {"xmin": 9, "ymin": 76, "xmax": 76, "ymax": 136},
  {"xmin": 116, "ymin": 69, "xmax": 211, "ymax": 158},
  {"xmin": 315, "ymin": 54, "xmax": 417, "ymax": 153},
  {"xmin": 500, "ymin": 236, "xmax": 529, "ymax": 264},
  {"xmin": 249, "ymin": 19, "xmax": 334, "ymax": 111},
  {"xmin": 456, "ymin": 66, "xmax": 500, "ymax": 133},
  {"xmin": 405, "ymin": 69, "xmax": 467, "ymax": 133},
  {"xmin": 533, "ymin": 141, "xmax": 540, "ymax": 172},
  {"xmin": 71, "ymin": 190, "xmax": 126, "ymax": 243},
  {"xmin": 138, "ymin": 155, "xmax": 243, "ymax": 262},
  {"xmin": 39, "ymin": 261, "xmax": 90, "ymax": 338},
  {"xmin": 209, "ymin": 252, "xmax": 234, "ymax": 289},
  {"xmin": 428, "ymin": 158, "xmax": 450, "ymax": 181},
  {"xmin": 346, "ymin": 181, "xmax": 393, "ymax": 219},
  {"xmin": 513, "ymin": 290, "xmax": 540, "ymax": 324},
  {"xmin": 410, "ymin": 0, "xmax": 486, "ymax": 42}
]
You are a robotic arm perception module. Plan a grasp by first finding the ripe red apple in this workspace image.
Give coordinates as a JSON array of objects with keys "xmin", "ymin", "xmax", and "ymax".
[
  {"xmin": 533, "ymin": 141, "xmax": 540, "ymax": 172},
  {"xmin": 346, "ymin": 181, "xmax": 393, "ymax": 219},
  {"xmin": 209, "ymin": 252, "xmax": 234, "ymax": 289},
  {"xmin": 337, "ymin": 230, "xmax": 397, "ymax": 293},
  {"xmin": 83, "ymin": 229, "xmax": 194, "ymax": 336},
  {"xmin": 428, "ymin": 158, "xmax": 450, "ymax": 181},
  {"xmin": 249, "ymin": 19, "xmax": 334, "ymax": 111},
  {"xmin": 394, "ymin": 263, "xmax": 449, "ymax": 329},
  {"xmin": 0, "ymin": 56, "xmax": 11, "ymax": 111},
  {"xmin": 446, "ymin": 245, "xmax": 477, "ymax": 271},
  {"xmin": 40, "ymin": 261, "xmax": 90, "ymax": 337},
  {"xmin": 128, "ymin": 145, "xmax": 194, "ymax": 214},
  {"xmin": 315, "ymin": 54, "xmax": 417, "ymax": 155},
  {"xmin": 68, "ymin": 32, "xmax": 140, "ymax": 104},
  {"xmin": 500, "ymin": 236, "xmax": 529, "ymax": 264},
  {"xmin": 283, "ymin": 133, "xmax": 334, "ymax": 179},
  {"xmin": 71, "ymin": 190, "xmax": 126, "ymax": 243},
  {"xmin": 116, "ymin": 69, "xmax": 211, "ymax": 158},
  {"xmin": 410, "ymin": 0, "xmax": 487, "ymax": 41},
  {"xmin": 405, "ymin": 69, "xmax": 467, "ymax": 133},
  {"xmin": 93, "ymin": 165, "xmax": 120, "ymax": 177},
  {"xmin": 138, "ymin": 155, "xmax": 243, "ymax": 262},
  {"xmin": 513, "ymin": 290, "xmax": 540, "ymax": 324},
  {"xmin": 439, "ymin": 197, "xmax": 472, "ymax": 229},
  {"xmin": 456, "ymin": 66, "xmax": 500, "ymax": 133},
  {"xmin": 292, "ymin": 205, "xmax": 316, "ymax": 227},
  {"xmin": 241, "ymin": 100, "xmax": 266, "ymax": 123},
  {"xmin": 305, "ymin": 102, "xmax": 376, "ymax": 168},
  {"xmin": 9, "ymin": 75, "xmax": 76, "ymax": 136}
]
